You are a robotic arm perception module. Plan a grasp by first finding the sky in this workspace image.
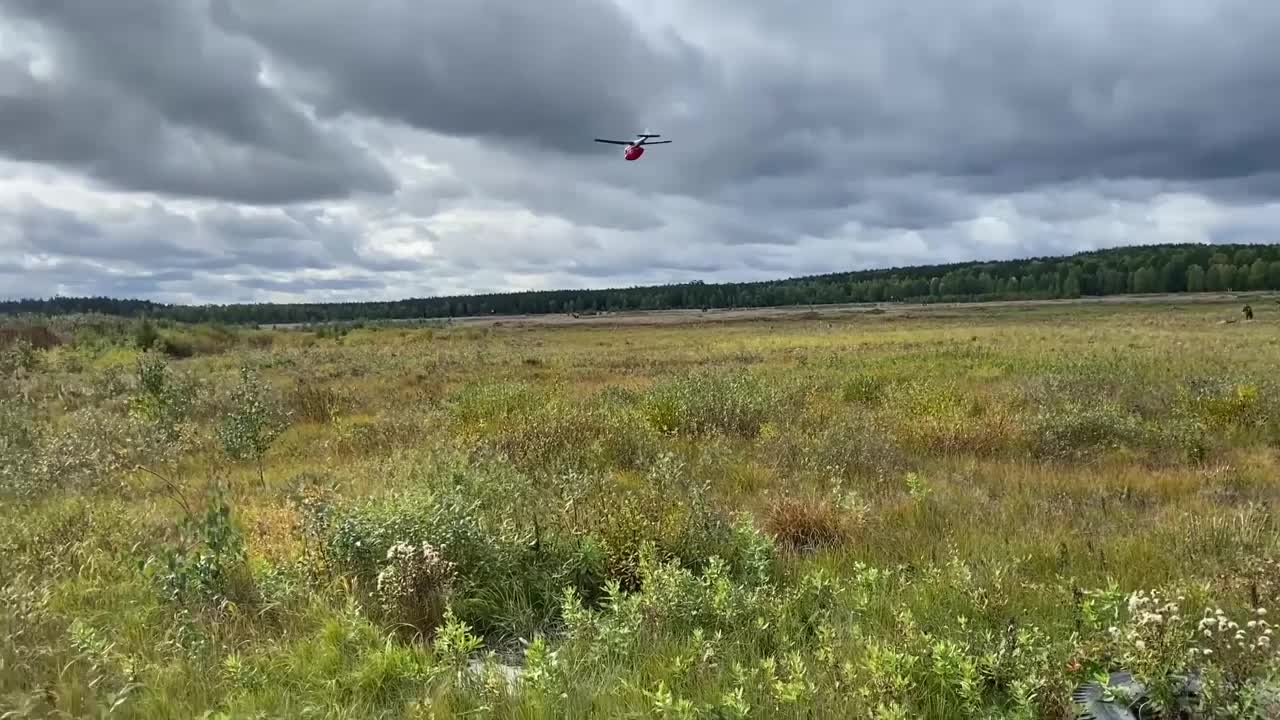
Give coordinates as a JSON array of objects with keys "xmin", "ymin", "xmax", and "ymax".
[{"xmin": 2, "ymin": 0, "xmax": 1280, "ymax": 304}]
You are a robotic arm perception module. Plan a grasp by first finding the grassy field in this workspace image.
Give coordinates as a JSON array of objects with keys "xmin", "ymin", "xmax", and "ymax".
[{"xmin": 3, "ymin": 296, "xmax": 1280, "ymax": 718}]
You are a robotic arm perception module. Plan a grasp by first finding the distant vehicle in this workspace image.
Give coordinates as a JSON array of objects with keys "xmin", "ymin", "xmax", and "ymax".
[{"xmin": 593, "ymin": 131, "xmax": 671, "ymax": 161}]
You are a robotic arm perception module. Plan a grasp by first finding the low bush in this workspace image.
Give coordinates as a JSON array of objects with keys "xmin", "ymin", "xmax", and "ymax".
[
  {"xmin": 841, "ymin": 372, "xmax": 892, "ymax": 405},
  {"xmin": 297, "ymin": 485, "xmax": 566, "ymax": 640},
  {"xmin": 1176, "ymin": 378, "xmax": 1272, "ymax": 432},
  {"xmin": 1029, "ymin": 401, "xmax": 1153, "ymax": 461},
  {"xmin": 641, "ymin": 369, "xmax": 776, "ymax": 438},
  {"xmin": 295, "ymin": 454, "xmax": 777, "ymax": 641},
  {"xmin": 146, "ymin": 487, "xmax": 257, "ymax": 608}
]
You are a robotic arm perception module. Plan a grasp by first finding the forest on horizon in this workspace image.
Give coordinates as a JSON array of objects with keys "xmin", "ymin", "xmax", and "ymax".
[{"xmin": 4, "ymin": 242, "xmax": 1280, "ymax": 325}]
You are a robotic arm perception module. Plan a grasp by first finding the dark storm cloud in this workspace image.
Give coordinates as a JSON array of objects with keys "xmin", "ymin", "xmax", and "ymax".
[
  {"xmin": 5, "ymin": 0, "xmax": 1280, "ymax": 305},
  {"xmin": 2, "ymin": 198, "xmax": 428, "ymax": 279},
  {"xmin": 0, "ymin": 257, "xmax": 362, "ymax": 304},
  {"xmin": 0, "ymin": 195, "xmax": 444, "ymax": 302},
  {"xmin": 700, "ymin": 214, "xmax": 800, "ymax": 247},
  {"xmin": 854, "ymin": 185, "xmax": 977, "ymax": 231},
  {"xmin": 0, "ymin": 0, "xmax": 394, "ymax": 204},
  {"xmin": 1003, "ymin": 185, "xmax": 1151, "ymax": 224},
  {"xmin": 561, "ymin": 0, "xmax": 1280, "ymax": 210},
  {"xmin": 8, "ymin": 0, "xmax": 1280, "ymax": 212},
  {"xmin": 810, "ymin": 2, "xmax": 1280, "ymax": 193},
  {"xmin": 11, "ymin": 199, "xmax": 218, "ymax": 266},
  {"xmin": 200, "ymin": 207, "xmax": 307, "ymax": 242},
  {"xmin": 0, "ymin": 257, "xmax": 193, "ymax": 300},
  {"xmin": 225, "ymin": 0, "xmax": 1280, "ymax": 224},
  {"xmin": 6, "ymin": 199, "xmax": 330, "ymax": 271},
  {"xmin": 484, "ymin": 178, "xmax": 665, "ymax": 233},
  {"xmin": 214, "ymin": 0, "xmax": 709, "ymax": 155},
  {"xmin": 1190, "ymin": 174, "xmax": 1280, "ymax": 206}
]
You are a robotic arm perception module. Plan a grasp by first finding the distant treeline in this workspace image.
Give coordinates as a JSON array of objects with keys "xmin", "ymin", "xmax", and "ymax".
[{"xmin": 5, "ymin": 243, "xmax": 1280, "ymax": 325}]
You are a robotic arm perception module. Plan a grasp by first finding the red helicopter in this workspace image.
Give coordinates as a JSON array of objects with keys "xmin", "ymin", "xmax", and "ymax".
[{"xmin": 593, "ymin": 131, "xmax": 671, "ymax": 161}]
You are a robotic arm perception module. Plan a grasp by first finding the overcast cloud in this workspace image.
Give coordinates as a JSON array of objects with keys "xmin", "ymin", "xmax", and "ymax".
[{"xmin": 2, "ymin": 0, "xmax": 1280, "ymax": 304}]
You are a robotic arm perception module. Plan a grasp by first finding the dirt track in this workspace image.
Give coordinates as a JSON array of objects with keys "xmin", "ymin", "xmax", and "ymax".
[{"xmin": 442, "ymin": 291, "xmax": 1277, "ymax": 328}]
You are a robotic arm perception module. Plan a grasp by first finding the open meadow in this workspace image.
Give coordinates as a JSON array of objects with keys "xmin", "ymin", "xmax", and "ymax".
[{"xmin": 4, "ymin": 296, "xmax": 1280, "ymax": 718}]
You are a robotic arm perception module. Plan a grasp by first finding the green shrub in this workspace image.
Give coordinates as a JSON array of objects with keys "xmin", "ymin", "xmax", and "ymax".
[
  {"xmin": 841, "ymin": 372, "xmax": 891, "ymax": 405},
  {"xmin": 641, "ymin": 370, "xmax": 775, "ymax": 437},
  {"xmin": 574, "ymin": 454, "xmax": 776, "ymax": 591},
  {"xmin": 127, "ymin": 352, "xmax": 197, "ymax": 444},
  {"xmin": 296, "ymin": 454, "xmax": 777, "ymax": 641},
  {"xmin": 217, "ymin": 366, "xmax": 289, "ymax": 484},
  {"xmin": 0, "ymin": 338, "xmax": 39, "ymax": 376},
  {"xmin": 146, "ymin": 487, "xmax": 256, "ymax": 607},
  {"xmin": 1029, "ymin": 401, "xmax": 1152, "ymax": 461},
  {"xmin": 1175, "ymin": 378, "xmax": 1271, "ymax": 432},
  {"xmin": 2, "ymin": 404, "xmax": 174, "ymax": 498},
  {"xmin": 0, "ymin": 400, "xmax": 38, "ymax": 497},
  {"xmin": 557, "ymin": 544, "xmax": 836, "ymax": 675},
  {"xmin": 134, "ymin": 319, "xmax": 159, "ymax": 351},
  {"xmin": 299, "ymin": 487, "xmax": 562, "ymax": 639},
  {"xmin": 159, "ymin": 335, "xmax": 196, "ymax": 358}
]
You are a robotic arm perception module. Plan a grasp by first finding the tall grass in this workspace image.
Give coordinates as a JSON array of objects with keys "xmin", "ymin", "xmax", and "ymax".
[{"xmin": 4, "ymin": 298, "xmax": 1280, "ymax": 718}]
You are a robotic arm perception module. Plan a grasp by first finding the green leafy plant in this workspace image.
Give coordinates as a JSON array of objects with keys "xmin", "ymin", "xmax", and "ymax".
[
  {"xmin": 217, "ymin": 365, "xmax": 287, "ymax": 485},
  {"xmin": 147, "ymin": 485, "xmax": 255, "ymax": 608}
]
